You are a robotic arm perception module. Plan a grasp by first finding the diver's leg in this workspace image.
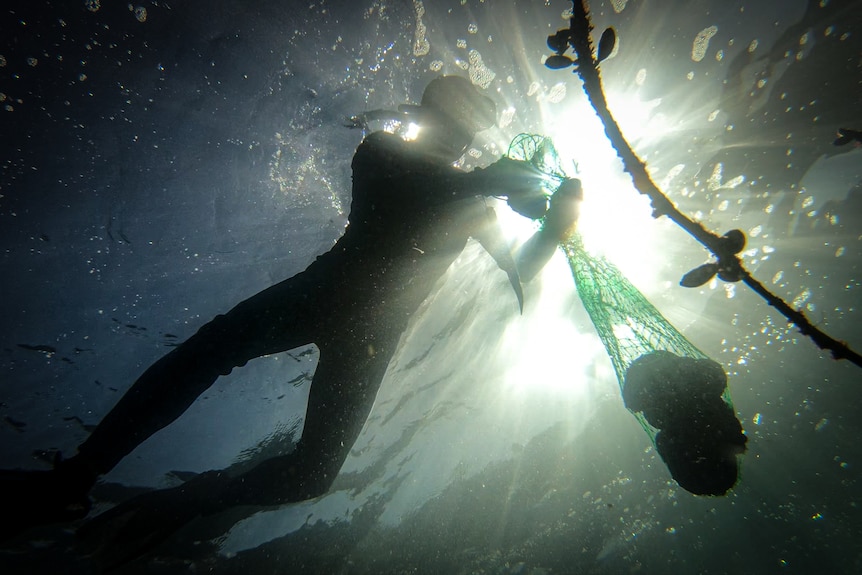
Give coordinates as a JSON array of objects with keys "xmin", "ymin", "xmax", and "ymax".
[
  {"xmin": 221, "ymin": 333, "xmax": 396, "ymax": 506},
  {"xmin": 72, "ymin": 341, "xmax": 390, "ymax": 566},
  {"xmin": 76, "ymin": 273, "xmax": 323, "ymax": 476},
  {"xmin": 0, "ymin": 272, "xmax": 322, "ymax": 539},
  {"xmin": 66, "ymin": 330, "xmax": 396, "ymax": 559}
]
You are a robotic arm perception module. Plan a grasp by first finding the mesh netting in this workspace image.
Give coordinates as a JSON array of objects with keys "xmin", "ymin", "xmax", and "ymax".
[
  {"xmin": 506, "ymin": 133, "xmax": 567, "ymax": 197},
  {"xmin": 560, "ymin": 234, "xmax": 721, "ymax": 436},
  {"xmin": 507, "ymin": 133, "xmax": 745, "ymax": 495}
]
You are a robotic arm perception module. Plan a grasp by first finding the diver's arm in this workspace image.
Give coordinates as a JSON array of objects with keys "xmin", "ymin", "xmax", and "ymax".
[
  {"xmin": 517, "ymin": 178, "xmax": 583, "ymax": 282},
  {"xmin": 352, "ymin": 134, "xmax": 551, "ymax": 216},
  {"xmin": 345, "ymin": 109, "xmax": 408, "ymax": 130},
  {"xmin": 457, "ymin": 157, "xmax": 549, "ymax": 215}
]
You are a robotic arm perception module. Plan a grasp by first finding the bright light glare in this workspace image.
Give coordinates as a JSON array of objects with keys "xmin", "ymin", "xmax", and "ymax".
[
  {"xmin": 541, "ymin": 91, "xmax": 668, "ymax": 292},
  {"xmin": 403, "ymin": 122, "xmax": 421, "ymax": 141},
  {"xmin": 496, "ymin": 256, "xmax": 609, "ymax": 399},
  {"xmin": 480, "ymin": 90, "xmax": 682, "ymax": 399}
]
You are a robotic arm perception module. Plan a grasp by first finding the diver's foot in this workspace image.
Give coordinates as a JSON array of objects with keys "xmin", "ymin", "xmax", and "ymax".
[
  {"xmin": 76, "ymin": 470, "xmax": 232, "ymax": 571},
  {"xmin": 0, "ymin": 456, "xmax": 96, "ymax": 542}
]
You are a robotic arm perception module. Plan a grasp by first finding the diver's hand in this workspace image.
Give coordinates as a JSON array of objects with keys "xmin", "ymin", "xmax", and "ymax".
[
  {"xmin": 482, "ymin": 157, "xmax": 545, "ymax": 188},
  {"xmin": 544, "ymin": 178, "xmax": 582, "ymax": 242},
  {"xmin": 514, "ymin": 177, "xmax": 583, "ymax": 283},
  {"xmin": 477, "ymin": 157, "xmax": 549, "ymax": 219},
  {"xmin": 344, "ymin": 114, "xmax": 368, "ymax": 130},
  {"xmin": 507, "ymin": 188, "xmax": 550, "ymax": 220}
]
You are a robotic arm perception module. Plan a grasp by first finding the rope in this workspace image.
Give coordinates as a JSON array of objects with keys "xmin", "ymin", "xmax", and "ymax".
[{"xmin": 551, "ymin": 0, "xmax": 862, "ymax": 369}]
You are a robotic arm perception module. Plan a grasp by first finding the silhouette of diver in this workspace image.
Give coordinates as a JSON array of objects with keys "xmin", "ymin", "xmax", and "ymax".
[{"xmin": 1, "ymin": 76, "xmax": 580, "ymax": 556}]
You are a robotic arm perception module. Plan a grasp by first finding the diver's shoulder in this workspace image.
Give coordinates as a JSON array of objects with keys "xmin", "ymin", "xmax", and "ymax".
[
  {"xmin": 360, "ymin": 130, "xmax": 405, "ymax": 150},
  {"xmin": 353, "ymin": 131, "xmax": 407, "ymax": 165}
]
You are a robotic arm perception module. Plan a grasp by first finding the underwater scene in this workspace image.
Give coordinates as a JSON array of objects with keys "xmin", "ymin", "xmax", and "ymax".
[{"xmin": 1, "ymin": 0, "xmax": 860, "ymax": 573}]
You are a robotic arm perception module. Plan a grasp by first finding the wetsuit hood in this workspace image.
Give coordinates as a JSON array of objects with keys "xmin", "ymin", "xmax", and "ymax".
[{"xmin": 419, "ymin": 75, "xmax": 496, "ymax": 135}]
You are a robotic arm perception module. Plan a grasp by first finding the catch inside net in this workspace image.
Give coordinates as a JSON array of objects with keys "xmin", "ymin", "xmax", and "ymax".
[{"xmin": 507, "ymin": 133, "xmax": 746, "ymax": 496}]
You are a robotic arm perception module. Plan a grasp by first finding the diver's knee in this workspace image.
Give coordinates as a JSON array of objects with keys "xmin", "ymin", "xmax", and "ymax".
[
  {"xmin": 299, "ymin": 473, "xmax": 334, "ymax": 500},
  {"xmin": 185, "ymin": 314, "xmax": 251, "ymax": 374},
  {"xmin": 225, "ymin": 449, "xmax": 340, "ymax": 505}
]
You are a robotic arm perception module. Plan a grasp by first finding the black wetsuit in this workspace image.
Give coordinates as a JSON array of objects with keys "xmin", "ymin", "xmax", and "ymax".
[{"xmin": 75, "ymin": 130, "xmax": 526, "ymax": 505}]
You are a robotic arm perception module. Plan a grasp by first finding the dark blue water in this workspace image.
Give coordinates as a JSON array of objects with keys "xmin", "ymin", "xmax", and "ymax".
[{"xmin": 1, "ymin": 1, "xmax": 860, "ymax": 573}]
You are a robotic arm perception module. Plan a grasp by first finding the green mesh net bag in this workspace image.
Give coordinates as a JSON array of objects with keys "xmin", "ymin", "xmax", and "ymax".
[{"xmin": 507, "ymin": 134, "xmax": 746, "ymax": 495}]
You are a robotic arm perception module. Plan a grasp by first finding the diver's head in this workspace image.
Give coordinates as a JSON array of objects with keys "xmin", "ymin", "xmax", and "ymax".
[{"xmin": 412, "ymin": 75, "xmax": 497, "ymax": 162}]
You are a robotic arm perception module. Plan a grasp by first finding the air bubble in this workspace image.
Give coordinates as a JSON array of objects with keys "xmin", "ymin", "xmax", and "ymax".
[
  {"xmin": 725, "ymin": 284, "xmax": 736, "ymax": 299},
  {"xmin": 792, "ymin": 288, "xmax": 811, "ymax": 308},
  {"xmin": 725, "ymin": 175, "xmax": 745, "ymax": 188},
  {"xmin": 611, "ymin": 0, "xmax": 628, "ymax": 13},
  {"xmin": 692, "ymin": 25, "xmax": 718, "ymax": 62},
  {"xmin": 547, "ymin": 82, "xmax": 567, "ymax": 103}
]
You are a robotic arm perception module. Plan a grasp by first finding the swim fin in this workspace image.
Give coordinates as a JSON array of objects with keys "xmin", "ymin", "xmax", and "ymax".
[
  {"xmin": 76, "ymin": 470, "xmax": 229, "ymax": 571},
  {"xmin": 0, "ymin": 463, "xmax": 93, "ymax": 542}
]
